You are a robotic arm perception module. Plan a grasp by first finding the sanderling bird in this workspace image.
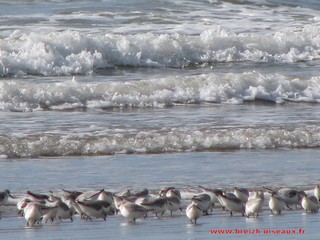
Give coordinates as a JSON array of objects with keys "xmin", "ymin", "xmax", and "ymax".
[
  {"xmin": 264, "ymin": 187, "xmax": 304, "ymax": 210},
  {"xmin": 278, "ymin": 188, "xmax": 304, "ymax": 207},
  {"xmin": 198, "ymin": 185, "xmax": 219, "ymax": 204},
  {"xmin": 68, "ymin": 198, "xmax": 86, "ymax": 218},
  {"xmin": 314, "ymin": 185, "xmax": 320, "ymax": 201},
  {"xmin": 234, "ymin": 187, "xmax": 249, "ymax": 203},
  {"xmin": 213, "ymin": 189, "xmax": 245, "ymax": 216},
  {"xmin": 165, "ymin": 188, "xmax": 182, "ymax": 199},
  {"xmin": 17, "ymin": 198, "xmax": 32, "ymax": 216},
  {"xmin": 48, "ymin": 195, "xmax": 74, "ymax": 222},
  {"xmin": 76, "ymin": 190, "xmax": 101, "ymax": 201},
  {"xmin": 23, "ymin": 202, "xmax": 43, "ymax": 226},
  {"xmin": 121, "ymin": 188, "xmax": 149, "ymax": 200},
  {"xmin": 191, "ymin": 193, "xmax": 213, "ymax": 215},
  {"xmin": 41, "ymin": 195, "xmax": 61, "ymax": 223},
  {"xmin": 268, "ymin": 193, "xmax": 286, "ymax": 215},
  {"xmin": 26, "ymin": 191, "xmax": 49, "ymax": 204},
  {"xmin": 81, "ymin": 189, "xmax": 114, "ymax": 203},
  {"xmin": 60, "ymin": 189, "xmax": 83, "ymax": 201},
  {"xmin": 186, "ymin": 203, "xmax": 203, "ymax": 224},
  {"xmin": 23, "ymin": 202, "xmax": 57, "ymax": 227},
  {"xmin": 276, "ymin": 188, "xmax": 304, "ymax": 209},
  {"xmin": 118, "ymin": 201, "xmax": 150, "ymax": 223},
  {"xmin": 81, "ymin": 189, "xmax": 115, "ymax": 215},
  {"xmin": 301, "ymin": 193, "xmax": 319, "ymax": 213},
  {"xmin": 139, "ymin": 197, "xmax": 167, "ymax": 218},
  {"xmin": 166, "ymin": 196, "xmax": 182, "ymax": 216},
  {"xmin": 0, "ymin": 189, "xmax": 15, "ymax": 206},
  {"xmin": 56, "ymin": 200, "xmax": 74, "ymax": 222},
  {"xmin": 76, "ymin": 200, "xmax": 111, "ymax": 221},
  {"xmin": 114, "ymin": 195, "xmax": 135, "ymax": 215},
  {"xmin": 42, "ymin": 205, "xmax": 58, "ymax": 223},
  {"xmin": 113, "ymin": 196, "xmax": 127, "ymax": 209},
  {"xmin": 159, "ymin": 187, "xmax": 176, "ymax": 197},
  {"xmin": 209, "ymin": 189, "xmax": 238, "ymax": 210},
  {"xmin": 96, "ymin": 189, "xmax": 114, "ymax": 204},
  {"xmin": 165, "ymin": 188, "xmax": 182, "ymax": 216},
  {"xmin": 245, "ymin": 191, "xmax": 264, "ymax": 218}
]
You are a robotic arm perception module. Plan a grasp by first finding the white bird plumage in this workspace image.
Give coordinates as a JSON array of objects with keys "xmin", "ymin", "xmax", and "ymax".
[
  {"xmin": 186, "ymin": 203, "xmax": 203, "ymax": 224},
  {"xmin": 269, "ymin": 193, "xmax": 286, "ymax": 215},
  {"xmin": 301, "ymin": 194, "xmax": 319, "ymax": 213},
  {"xmin": 245, "ymin": 191, "xmax": 264, "ymax": 218}
]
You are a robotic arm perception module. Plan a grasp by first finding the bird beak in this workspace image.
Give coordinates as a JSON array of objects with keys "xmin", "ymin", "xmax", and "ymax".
[{"xmin": 9, "ymin": 194, "xmax": 16, "ymax": 199}]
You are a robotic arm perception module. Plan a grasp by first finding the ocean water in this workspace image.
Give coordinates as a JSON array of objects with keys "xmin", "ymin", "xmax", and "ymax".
[{"xmin": 1, "ymin": 0, "xmax": 320, "ymax": 239}]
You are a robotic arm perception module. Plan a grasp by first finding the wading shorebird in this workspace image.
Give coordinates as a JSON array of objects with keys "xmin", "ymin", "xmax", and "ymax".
[
  {"xmin": 139, "ymin": 197, "xmax": 167, "ymax": 218},
  {"xmin": 314, "ymin": 185, "xmax": 320, "ymax": 202},
  {"xmin": 81, "ymin": 189, "xmax": 114, "ymax": 204},
  {"xmin": 121, "ymin": 188, "xmax": 149, "ymax": 201},
  {"xmin": 268, "ymin": 192, "xmax": 286, "ymax": 215},
  {"xmin": 213, "ymin": 190, "xmax": 245, "ymax": 216},
  {"xmin": 198, "ymin": 185, "xmax": 219, "ymax": 204},
  {"xmin": 245, "ymin": 191, "xmax": 264, "ymax": 218},
  {"xmin": 158, "ymin": 187, "xmax": 183, "ymax": 216},
  {"xmin": 23, "ymin": 202, "xmax": 57, "ymax": 227},
  {"xmin": 234, "ymin": 187, "xmax": 249, "ymax": 203},
  {"xmin": 76, "ymin": 200, "xmax": 111, "ymax": 221},
  {"xmin": 191, "ymin": 193, "xmax": 213, "ymax": 215},
  {"xmin": 159, "ymin": 187, "xmax": 176, "ymax": 197},
  {"xmin": 186, "ymin": 203, "xmax": 203, "ymax": 224},
  {"xmin": 26, "ymin": 191, "xmax": 49, "ymax": 204},
  {"xmin": 264, "ymin": 187, "xmax": 304, "ymax": 210},
  {"xmin": 17, "ymin": 198, "xmax": 32, "ymax": 216},
  {"xmin": 118, "ymin": 201, "xmax": 150, "ymax": 223},
  {"xmin": 42, "ymin": 203, "xmax": 58, "ymax": 223},
  {"xmin": 166, "ymin": 196, "xmax": 182, "ymax": 216},
  {"xmin": 60, "ymin": 189, "xmax": 83, "ymax": 201},
  {"xmin": 96, "ymin": 189, "xmax": 114, "ymax": 204},
  {"xmin": 165, "ymin": 188, "xmax": 182, "ymax": 199},
  {"xmin": 47, "ymin": 195, "xmax": 74, "ymax": 222},
  {"xmin": 23, "ymin": 202, "xmax": 43, "ymax": 227},
  {"xmin": 55, "ymin": 200, "xmax": 74, "ymax": 222},
  {"xmin": 277, "ymin": 188, "xmax": 304, "ymax": 209},
  {"xmin": 301, "ymin": 193, "xmax": 319, "ymax": 213},
  {"xmin": 0, "ymin": 189, "xmax": 15, "ymax": 206}
]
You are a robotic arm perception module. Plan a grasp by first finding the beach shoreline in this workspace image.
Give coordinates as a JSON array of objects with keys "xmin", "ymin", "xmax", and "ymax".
[{"xmin": 1, "ymin": 150, "xmax": 320, "ymax": 239}]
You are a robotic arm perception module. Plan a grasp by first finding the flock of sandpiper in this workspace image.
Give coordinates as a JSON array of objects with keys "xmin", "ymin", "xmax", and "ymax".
[{"xmin": 0, "ymin": 185, "xmax": 320, "ymax": 226}]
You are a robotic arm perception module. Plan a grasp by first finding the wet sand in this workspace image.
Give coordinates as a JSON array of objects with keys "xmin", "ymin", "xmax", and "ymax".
[
  {"xmin": 1, "ymin": 150, "xmax": 320, "ymax": 239},
  {"xmin": 0, "ymin": 202, "xmax": 318, "ymax": 240}
]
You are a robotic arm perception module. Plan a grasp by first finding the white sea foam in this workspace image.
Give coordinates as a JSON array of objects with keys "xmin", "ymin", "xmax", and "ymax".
[
  {"xmin": 1, "ymin": 0, "xmax": 320, "ymax": 159},
  {"xmin": 1, "ymin": 125, "xmax": 320, "ymax": 158},
  {"xmin": 1, "ymin": 72, "xmax": 320, "ymax": 112},
  {"xmin": 1, "ymin": 24, "xmax": 320, "ymax": 76}
]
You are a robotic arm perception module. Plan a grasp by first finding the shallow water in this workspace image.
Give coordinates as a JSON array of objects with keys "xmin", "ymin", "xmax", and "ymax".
[
  {"xmin": 1, "ymin": 149, "xmax": 319, "ymax": 192},
  {"xmin": 0, "ymin": 210, "xmax": 317, "ymax": 240},
  {"xmin": 1, "ymin": 0, "xmax": 320, "ymax": 239},
  {"xmin": 1, "ymin": 150, "xmax": 320, "ymax": 239}
]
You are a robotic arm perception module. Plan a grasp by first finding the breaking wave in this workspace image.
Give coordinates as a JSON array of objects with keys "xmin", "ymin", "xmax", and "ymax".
[
  {"xmin": 1, "ymin": 24, "xmax": 320, "ymax": 76},
  {"xmin": 1, "ymin": 72, "xmax": 320, "ymax": 112},
  {"xmin": 1, "ymin": 126, "xmax": 320, "ymax": 158}
]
